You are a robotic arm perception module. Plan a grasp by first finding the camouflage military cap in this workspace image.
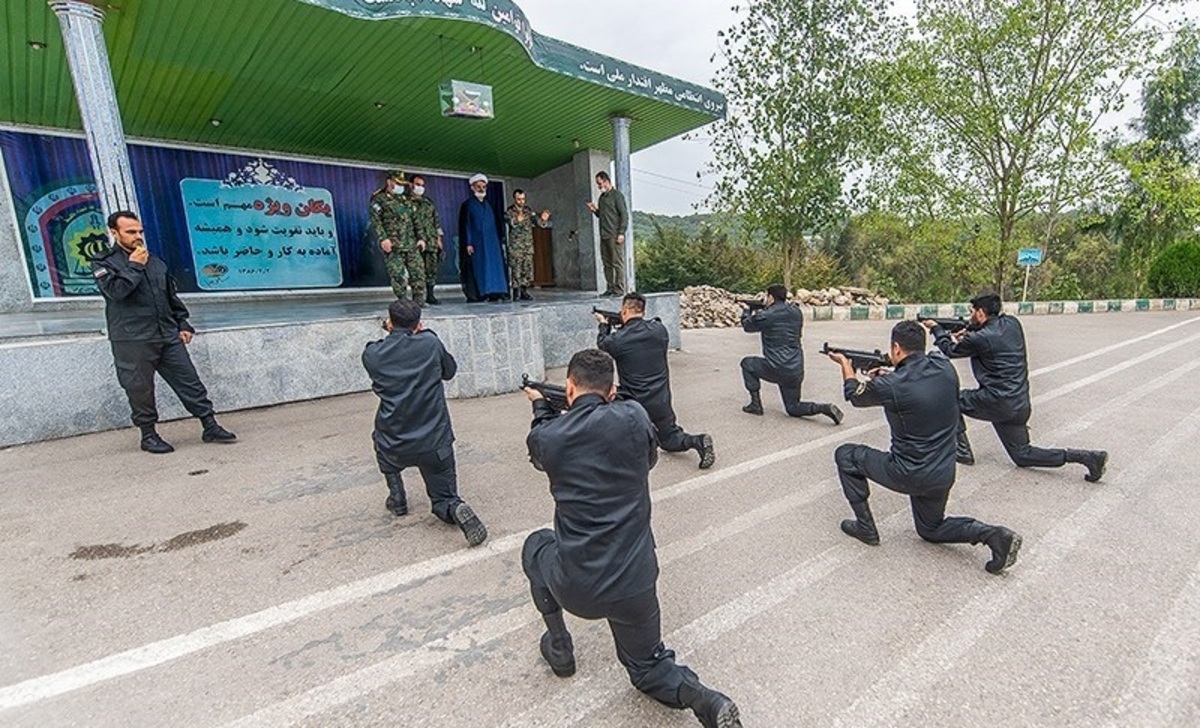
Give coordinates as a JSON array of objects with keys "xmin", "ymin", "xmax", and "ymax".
[{"xmin": 386, "ymin": 170, "xmax": 410, "ymax": 184}]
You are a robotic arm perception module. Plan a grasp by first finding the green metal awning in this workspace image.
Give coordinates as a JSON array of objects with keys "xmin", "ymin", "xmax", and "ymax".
[{"xmin": 2, "ymin": 0, "xmax": 724, "ymax": 177}]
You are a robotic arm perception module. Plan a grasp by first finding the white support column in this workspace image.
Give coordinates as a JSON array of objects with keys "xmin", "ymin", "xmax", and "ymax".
[
  {"xmin": 50, "ymin": 0, "xmax": 138, "ymax": 219},
  {"xmin": 611, "ymin": 116, "xmax": 635, "ymax": 293}
]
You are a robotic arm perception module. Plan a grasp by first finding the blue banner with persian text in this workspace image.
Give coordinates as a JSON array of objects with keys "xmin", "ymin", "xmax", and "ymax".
[{"xmin": 0, "ymin": 129, "xmax": 505, "ymax": 297}]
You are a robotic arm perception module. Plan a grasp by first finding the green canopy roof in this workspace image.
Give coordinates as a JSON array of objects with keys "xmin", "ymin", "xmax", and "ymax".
[{"xmin": 2, "ymin": 0, "xmax": 724, "ymax": 178}]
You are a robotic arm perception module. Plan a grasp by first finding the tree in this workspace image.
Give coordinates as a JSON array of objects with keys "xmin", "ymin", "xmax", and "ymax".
[
  {"xmin": 1110, "ymin": 24, "xmax": 1200, "ymax": 291},
  {"xmin": 879, "ymin": 0, "xmax": 1175, "ymax": 296},
  {"xmin": 703, "ymin": 0, "xmax": 895, "ymax": 289}
]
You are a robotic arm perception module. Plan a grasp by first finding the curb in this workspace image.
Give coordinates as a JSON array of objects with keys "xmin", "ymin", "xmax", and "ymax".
[{"xmin": 802, "ymin": 298, "xmax": 1200, "ymax": 322}]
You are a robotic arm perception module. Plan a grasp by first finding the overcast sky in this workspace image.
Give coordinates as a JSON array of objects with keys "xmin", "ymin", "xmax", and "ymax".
[{"xmin": 519, "ymin": 0, "xmax": 1195, "ymax": 216}]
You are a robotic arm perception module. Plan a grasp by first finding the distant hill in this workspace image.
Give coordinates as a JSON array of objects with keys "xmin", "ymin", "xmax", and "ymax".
[{"xmin": 633, "ymin": 211, "xmax": 732, "ymax": 242}]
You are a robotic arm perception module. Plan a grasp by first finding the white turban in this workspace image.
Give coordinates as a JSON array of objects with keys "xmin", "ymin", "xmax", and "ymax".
[{"xmin": 469, "ymin": 173, "xmax": 488, "ymax": 185}]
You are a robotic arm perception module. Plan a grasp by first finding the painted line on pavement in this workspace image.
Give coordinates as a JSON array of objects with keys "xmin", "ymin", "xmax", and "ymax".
[
  {"xmin": 239, "ymin": 335, "xmax": 1200, "ymax": 727},
  {"xmin": 831, "ymin": 406, "xmax": 1200, "ymax": 728},
  {"xmin": 2, "ymin": 315, "xmax": 1196, "ymax": 712}
]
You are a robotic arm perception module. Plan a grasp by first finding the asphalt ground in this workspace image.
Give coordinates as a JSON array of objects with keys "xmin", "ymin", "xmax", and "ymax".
[{"xmin": 2, "ymin": 312, "xmax": 1199, "ymax": 727}]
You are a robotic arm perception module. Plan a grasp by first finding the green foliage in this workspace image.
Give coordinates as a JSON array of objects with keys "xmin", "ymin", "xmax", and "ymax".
[
  {"xmin": 877, "ymin": 0, "xmax": 1168, "ymax": 297},
  {"xmin": 635, "ymin": 223, "xmax": 780, "ymax": 293},
  {"xmin": 705, "ymin": 0, "xmax": 895, "ymax": 288},
  {"xmin": 1147, "ymin": 240, "xmax": 1200, "ymax": 296}
]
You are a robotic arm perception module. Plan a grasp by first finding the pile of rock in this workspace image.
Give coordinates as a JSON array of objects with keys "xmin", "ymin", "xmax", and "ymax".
[
  {"xmin": 680, "ymin": 285, "xmax": 888, "ymax": 328},
  {"xmin": 793, "ymin": 286, "xmax": 889, "ymax": 307}
]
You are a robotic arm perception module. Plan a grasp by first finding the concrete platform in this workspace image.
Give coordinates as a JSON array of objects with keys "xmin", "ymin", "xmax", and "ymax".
[{"xmin": 0, "ymin": 289, "xmax": 680, "ymax": 447}]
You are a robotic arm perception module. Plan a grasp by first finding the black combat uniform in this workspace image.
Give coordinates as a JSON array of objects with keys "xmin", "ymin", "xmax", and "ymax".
[
  {"xmin": 90, "ymin": 245, "xmax": 217, "ymax": 434},
  {"xmin": 362, "ymin": 327, "xmax": 486, "ymax": 545},
  {"xmin": 521, "ymin": 394, "xmax": 739, "ymax": 726},
  {"xmin": 598, "ymin": 316, "xmax": 714, "ymax": 468},
  {"xmin": 932, "ymin": 314, "xmax": 1107, "ymax": 481},
  {"xmin": 740, "ymin": 302, "xmax": 840, "ymax": 422},
  {"xmin": 835, "ymin": 351, "xmax": 1020, "ymax": 573}
]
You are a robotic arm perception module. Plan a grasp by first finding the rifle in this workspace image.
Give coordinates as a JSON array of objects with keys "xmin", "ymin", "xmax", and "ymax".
[
  {"xmin": 821, "ymin": 343, "xmax": 891, "ymax": 373},
  {"xmin": 592, "ymin": 306, "xmax": 623, "ymax": 327},
  {"xmin": 521, "ymin": 373, "xmax": 569, "ymax": 412},
  {"xmin": 736, "ymin": 298, "xmax": 767, "ymax": 311},
  {"xmin": 916, "ymin": 314, "xmax": 970, "ymax": 333}
]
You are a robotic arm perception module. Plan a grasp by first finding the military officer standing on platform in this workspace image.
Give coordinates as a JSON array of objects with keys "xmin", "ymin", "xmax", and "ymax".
[
  {"xmin": 505, "ymin": 188, "xmax": 551, "ymax": 301},
  {"xmin": 597, "ymin": 293, "xmax": 715, "ymax": 469},
  {"xmin": 362, "ymin": 300, "xmax": 488, "ymax": 546},
  {"xmin": 369, "ymin": 171, "xmax": 425, "ymax": 305},
  {"xmin": 739, "ymin": 283, "xmax": 842, "ymax": 424},
  {"xmin": 828, "ymin": 321, "xmax": 1021, "ymax": 574},
  {"xmin": 925, "ymin": 292, "xmax": 1108, "ymax": 481},
  {"xmin": 586, "ymin": 170, "xmax": 629, "ymax": 296},
  {"xmin": 407, "ymin": 173, "xmax": 444, "ymax": 305},
  {"xmin": 91, "ymin": 211, "xmax": 236, "ymax": 454},
  {"xmin": 521, "ymin": 349, "xmax": 741, "ymax": 728}
]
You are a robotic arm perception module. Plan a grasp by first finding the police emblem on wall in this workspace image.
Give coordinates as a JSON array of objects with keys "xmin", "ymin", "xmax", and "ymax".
[{"xmin": 22, "ymin": 183, "xmax": 107, "ymax": 297}]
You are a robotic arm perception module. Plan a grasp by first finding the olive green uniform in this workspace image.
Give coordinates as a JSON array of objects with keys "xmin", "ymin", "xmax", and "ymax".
[{"xmin": 408, "ymin": 194, "xmax": 444, "ymax": 291}]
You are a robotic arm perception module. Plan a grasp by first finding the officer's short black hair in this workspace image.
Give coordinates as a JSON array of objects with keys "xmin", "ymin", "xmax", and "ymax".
[
  {"xmin": 891, "ymin": 320, "xmax": 926, "ymax": 355},
  {"xmin": 767, "ymin": 284, "xmax": 788, "ymax": 303},
  {"xmin": 595, "ymin": 171, "xmax": 611, "ymax": 183},
  {"xmin": 514, "ymin": 188, "xmax": 525, "ymax": 196},
  {"xmin": 621, "ymin": 292, "xmax": 646, "ymax": 314},
  {"xmin": 567, "ymin": 349, "xmax": 614, "ymax": 394},
  {"xmin": 970, "ymin": 292, "xmax": 1002, "ymax": 316},
  {"xmin": 107, "ymin": 210, "xmax": 139, "ymax": 230},
  {"xmin": 388, "ymin": 299, "xmax": 422, "ymax": 331}
]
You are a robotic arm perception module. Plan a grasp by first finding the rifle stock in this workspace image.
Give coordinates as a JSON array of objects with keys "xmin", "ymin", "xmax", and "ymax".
[
  {"xmin": 521, "ymin": 373, "xmax": 569, "ymax": 412},
  {"xmin": 592, "ymin": 306, "xmax": 623, "ymax": 327},
  {"xmin": 916, "ymin": 314, "xmax": 970, "ymax": 333},
  {"xmin": 736, "ymin": 297, "xmax": 766, "ymax": 311},
  {"xmin": 821, "ymin": 342, "xmax": 892, "ymax": 373}
]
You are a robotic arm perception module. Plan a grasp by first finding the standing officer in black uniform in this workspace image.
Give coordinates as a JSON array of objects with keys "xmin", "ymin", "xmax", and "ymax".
[
  {"xmin": 597, "ymin": 293, "xmax": 715, "ymax": 469},
  {"xmin": 925, "ymin": 292, "xmax": 1108, "ymax": 481},
  {"xmin": 362, "ymin": 300, "xmax": 487, "ymax": 547},
  {"xmin": 521, "ymin": 349, "xmax": 741, "ymax": 728},
  {"xmin": 740, "ymin": 283, "xmax": 842, "ymax": 424},
  {"xmin": 828, "ymin": 321, "xmax": 1021, "ymax": 574},
  {"xmin": 90, "ymin": 211, "xmax": 236, "ymax": 454}
]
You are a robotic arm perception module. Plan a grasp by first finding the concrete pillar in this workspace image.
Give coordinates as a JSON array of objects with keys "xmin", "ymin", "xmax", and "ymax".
[
  {"xmin": 49, "ymin": 0, "xmax": 139, "ymax": 219},
  {"xmin": 611, "ymin": 116, "xmax": 635, "ymax": 292},
  {"xmin": 574, "ymin": 148, "xmax": 611, "ymax": 292}
]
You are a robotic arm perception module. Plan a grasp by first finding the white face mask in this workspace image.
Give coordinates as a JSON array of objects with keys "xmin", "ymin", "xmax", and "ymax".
[
  {"xmin": 474, "ymin": 191, "xmax": 487, "ymax": 201},
  {"xmin": 412, "ymin": 185, "xmax": 425, "ymax": 197},
  {"xmin": 391, "ymin": 184, "xmax": 405, "ymax": 194}
]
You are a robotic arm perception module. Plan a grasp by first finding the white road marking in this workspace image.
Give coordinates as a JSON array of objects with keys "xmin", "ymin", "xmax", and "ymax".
[{"xmin": 3, "ymin": 316, "xmax": 1197, "ymax": 713}]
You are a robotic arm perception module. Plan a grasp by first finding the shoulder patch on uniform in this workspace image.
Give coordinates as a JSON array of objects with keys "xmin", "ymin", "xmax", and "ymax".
[
  {"xmin": 93, "ymin": 268, "xmax": 109, "ymax": 278},
  {"xmin": 854, "ymin": 381, "xmax": 868, "ymax": 397}
]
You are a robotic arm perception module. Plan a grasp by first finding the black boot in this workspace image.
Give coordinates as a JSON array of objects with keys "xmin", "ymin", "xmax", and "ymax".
[
  {"xmin": 695, "ymin": 434, "xmax": 715, "ymax": 469},
  {"xmin": 956, "ymin": 428, "xmax": 975, "ymax": 466},
  {"xmin": 453, "ymin": 502, "xmax": 488, "ymax": 546},
  {"xmin": 1065, "ymin": 449, "xmax": 1108, "ymax": 482},
  {"xmin": 519, "ymin": 286, "xmax": 533, "ymax": 301},
  {"xmin": 840, "ymin": 500, "xmax": 880, "ymax": 546},
  {"xmin": 139, "ymin": 427, "xmax": 175, "ymax": 454},
  {"xmin": 742, "ymin": 390, "xmax": 763, "ymax": 416},
  {"xmin": 384, "ymin": 473, "xmax": 408, "ymax": 516},
  {"xmin": 426, "ymin": 283, "xmax": 441, "ymax": 305},
  {"xmin": 679, "ymin": 678, "xmax": 742, "ymax": 728},
  {"xmin": 821, "ymin": 403, "xmax": 844, "ymax": 425},
  {"xmin": 200, "ymin": 416, "xmax": 237, "ymax": 444},
  {"xmin": 538, "ymin": 609, "xmax": 576, "ymax": 677},
  {"xmin": 984, "ymin": 526, "xmax": 1022, "ymax": 574}
]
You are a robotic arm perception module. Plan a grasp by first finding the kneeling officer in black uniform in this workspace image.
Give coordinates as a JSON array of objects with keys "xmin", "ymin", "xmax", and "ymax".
[
  {"xmin": 597, "ymin": 293, "xmax": 715, "ymax": 469},
  {"xmin": 362, "ymin": 300, "xmax": 487, "ymax": 546},
  {"xmin": 828, "ymin": 321, "xmax": 1021, "ymax": 574},
  {"xmin": 740, "ymin": 283, "xmax": 842, "ymax": 423},
  {"xmin": 91, "ymin": 210, "xmax": 236, "ymax": 454},
  {"xmin": 925, "ymin": 292, "xmax": 1107, "ymax": 481},
  {"xmin": 521, "ymin": 349, "xmax": 740, "ymax": 728}
]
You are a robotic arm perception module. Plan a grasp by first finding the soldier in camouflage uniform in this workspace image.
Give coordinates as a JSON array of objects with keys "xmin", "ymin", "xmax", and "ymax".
[
  {"xmin": 504, "ymin": 189, "xmax": 552, "ymax": 301},
  {"xmin": 407, "ymin": 174, "xmax": 444, "ymax": 305},
  {"xmin": 369, "ymin": 171, "xmax": 425, "ymax": 305}
]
